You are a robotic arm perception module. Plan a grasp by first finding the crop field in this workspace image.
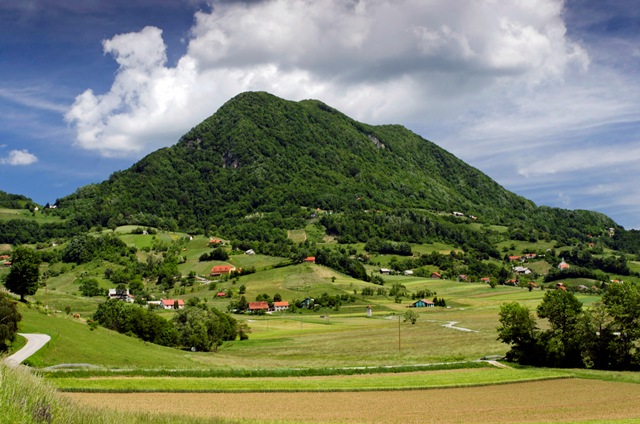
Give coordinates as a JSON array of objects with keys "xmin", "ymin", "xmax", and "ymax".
[
  {"xmin": 49, "ymin": 367, "xmax": 569, "ymax": 392},
  {"xmin": 63, "ymin": 378, "xmax": 640, "ymax": 423}
]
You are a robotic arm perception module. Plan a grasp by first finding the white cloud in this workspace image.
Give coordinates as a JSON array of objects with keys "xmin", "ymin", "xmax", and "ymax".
[
  {"xmin": 0, "ymin": 149, "xmax": 38, "ymax": 166},
  {"xmin": 65, "ymin": 0, "xmax": 589, "ymax": 156}
]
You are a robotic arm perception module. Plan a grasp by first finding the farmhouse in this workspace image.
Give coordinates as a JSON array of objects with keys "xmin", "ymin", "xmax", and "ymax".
[
  {"xmin": 379, "ymin": 268, "xmax": 391, "ymax": 275},
  {"xmin": 513, "ymin": 266, "xmax": 531, "ymax": 275},
  {"xmin": 160, "ymin": 299, "xmax": 185, "ymax": 310},
  {"xmin": 210, "ymin": 265, "xmax": 235, "ymax": 276},
  {"xmin": 273, "ymin": 301, "xmax": 289, "ymax": 312},
  {"xmin": 107, "ymin": 288, "xmax": 135, "ymax": 303},
  {"xmin": 248, "ymin": 301, "xmax": 269, "ymax": 313},
  {"xmin": 411, "ymin": 299, "xmax": 435, "ymax": 308},
  {"xmin": 509, "ymin": 255, "xmax": 521, "ymax": 262}
]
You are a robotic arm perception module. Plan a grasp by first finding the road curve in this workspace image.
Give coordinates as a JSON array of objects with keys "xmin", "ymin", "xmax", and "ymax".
[{"xmin": 4, "ymin": 333, "xmax": 51, "ymax": 367}]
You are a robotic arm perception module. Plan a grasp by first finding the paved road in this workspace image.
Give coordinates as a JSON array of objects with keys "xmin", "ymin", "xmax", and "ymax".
[{"xmin": 4, "ymin": 333, "xmax": 50, "ymax": 367}]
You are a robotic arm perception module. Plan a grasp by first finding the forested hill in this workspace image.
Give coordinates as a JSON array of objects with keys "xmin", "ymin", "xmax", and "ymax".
[{"xmin": 53, "ymin": 91, "xmax": 619, "ymax": 248}]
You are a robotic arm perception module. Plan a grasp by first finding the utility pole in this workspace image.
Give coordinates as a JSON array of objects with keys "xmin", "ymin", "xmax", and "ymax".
[{"xmin": 398, "ymin": 314, "xmax": 401, "ymax": 352}]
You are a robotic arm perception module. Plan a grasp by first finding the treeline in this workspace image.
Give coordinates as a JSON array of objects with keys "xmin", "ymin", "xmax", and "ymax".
[
  {"xmin": 556, "ymin": 247, "xmax": 631, "ymax": 275},
  {"xmin": 0, "ymin": 190, "xmax": 32, "ymax": 209},
  {"xmin": 498, "ymin": 282, "xmax": 640, "ymax": 370},
  {"xmin": 92, "ymin": 299, "xmax": 244, "ymax": 351}
]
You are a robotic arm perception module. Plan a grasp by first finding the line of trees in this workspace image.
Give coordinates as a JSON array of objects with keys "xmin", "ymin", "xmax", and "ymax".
[
  {"xmin": 497, "ymin": 282, "xmax": 640, "ymax": 370},
  {"xmin": 92, "ymin": 300, "xmax": 244, "ymax": 351}
]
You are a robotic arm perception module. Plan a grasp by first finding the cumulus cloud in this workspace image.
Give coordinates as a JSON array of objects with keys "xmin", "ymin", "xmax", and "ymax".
[
  {"xmin": 0, "ymin": 149, "xmax": 39, "ymax": 166},
  {"xmin": 65, "ymin": 0, "xmax": 589, "ymax": 156}
]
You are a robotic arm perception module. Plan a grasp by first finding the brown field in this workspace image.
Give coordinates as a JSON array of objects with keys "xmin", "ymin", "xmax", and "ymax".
[{"xmin": 64, "ymin": 379, "xmax": 640, "ymax": 424}]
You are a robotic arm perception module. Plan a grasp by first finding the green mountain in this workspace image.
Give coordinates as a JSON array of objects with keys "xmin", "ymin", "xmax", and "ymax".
[{"xmin": 54, "ymin": 91, "xmax": 619, "ymax": 250}]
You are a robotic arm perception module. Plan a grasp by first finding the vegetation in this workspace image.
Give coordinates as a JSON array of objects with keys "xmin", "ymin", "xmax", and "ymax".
[
  {"xmin": 0, "ymin": 292, "xmax": 21, "ymax": 351},
  {"xmin": 497, "ymin": 282, "xmax": 640, "ymax": 370},
  {"xmin": 3, "ymin": 246, "xmax": 41, "ymax": 301}
]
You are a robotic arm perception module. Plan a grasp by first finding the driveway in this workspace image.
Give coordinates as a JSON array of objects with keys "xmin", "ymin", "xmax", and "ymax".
[{"xmin": 4, "ymin": 333, "xmax": 51, "ymax": 367}]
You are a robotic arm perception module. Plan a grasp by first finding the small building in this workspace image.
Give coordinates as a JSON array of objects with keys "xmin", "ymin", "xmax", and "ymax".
[
  {"xmin": 380, "ymin": 268, "xmax": 391, "ymax": 275},
  {"xmin": 304, "ymin": 256, "xmax": 316, "ymax": 263},
  {"xmin": 404, "ymin": 270, "xmax": 414, "ymax": 276},
  {"xmin": 556, "ymin": 282, "xmax": 566, "ymax": 290},
  {"xmin": 431, "ymin": 272, "xmax": 441, "ymax": 279},
  {"xmin": 216, "ymin": 292, "xmax": 227, "ymax": 298},
  {"xmin": 209, "ymin": 238, "xmax": 223, "ymax": 245},
  {"xmin": 558, "ymin": 259, "xmax": 570, "ymax": 270},
  {"xmin": 366, "ymin": 305, "xmax": 372, "ymax": 317},
  {"xmin": 457, "ymin": 274, "xmax": 468, "ymax": 282},
  {"xmin": 210, "ymin": 265, "xmax": 235, "ymax": 276},
  {"xmin": 411, "ymin": 299, "xmax": 435, "ymax": 308},
  {"xmin": 513, "ymin": 266, "xmax": 531, "ymax": 275},
  {"xmin": 160, "ymin": 299, "xmax": 185, "ymax": 310},
  {"xmin": 248, "ymin": 301, "xmax": 269, "ymax": 313},
  {"xmin": 108, "ymin": 288, "xmax": 135, "ymax": 303},
  {"xmin": 452, "ymin": 211, "xmax": 464, "ymax": 217},
  {"xmin": 480, "ymin": 277, "xmax": 491, "ymax": 283},
  {"xmin": 509, "ymin": 255, "xmax": 521, "ymax": 262},
  {"xmin": 273, "ymin": 301, "xmax": 289, "ymax": 312},
  {"xmin": 245, "ymin": 249, "xmax": 255, "ymax": 255}
]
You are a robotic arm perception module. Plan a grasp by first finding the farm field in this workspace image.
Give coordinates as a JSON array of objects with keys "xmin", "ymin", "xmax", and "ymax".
[{"xmin": 63, "ymin": 378, "xmax": 640, "ymax": 423}]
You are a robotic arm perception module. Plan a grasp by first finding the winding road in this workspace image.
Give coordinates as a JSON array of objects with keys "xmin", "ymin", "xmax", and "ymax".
[{"xmin": 4, "ymin": 333, "xmax": 50, "ymax": 367}]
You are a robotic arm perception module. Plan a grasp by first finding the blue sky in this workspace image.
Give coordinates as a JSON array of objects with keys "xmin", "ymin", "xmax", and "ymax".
[{"xmin": 1, "ymin": 0, "xmax": 639, "ymax": 228}]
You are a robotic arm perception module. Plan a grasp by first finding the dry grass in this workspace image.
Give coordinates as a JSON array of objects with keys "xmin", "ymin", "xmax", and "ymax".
[{"xmin": 64, "ymin": 379, "xmax": 640, "ymax": 423}]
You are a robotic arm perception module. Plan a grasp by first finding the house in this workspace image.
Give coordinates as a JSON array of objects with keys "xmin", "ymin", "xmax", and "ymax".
[
  {"xmin": 558, "ymin": 259, "xmax": 570, "ymax": 270},
  {"xmin": 506, "ymin": 279, "xmax": 518, "ymax": 285},
  {"xmin": 480, "ymin": 277, "xmax": 491, "ymax": 283},
  {"xmin": 452, "ymin": 211, "xmax": 464, "ymax": 217},
  {"xmin": 304, "ymin": 256, "xmax": 316, "ymax": 263},
  {"xmin": 457, "ymin": 274, "xmax": 468, "ymax": 282},
  {"xmin": 209, "ymin": 238, "xmax": 223, "ymax": 245},
  {"xmin": 273, "ymin": 301, "xmax": 289, "ymax": 312},
  {"xmin": 379, "ymin": 268, "xmax": 391, "ymax": 275},
  {"xmin": 160, "ymin": 299, "xmax": 185, "ymax": 310},
  {"xmin": 245, "ymin": 249, "xmax": 255, "ymax": 255},
  {"xmin": 248, "ymin": 301, "xmax": 269, "ymax": 313},
  {"xmin": 108, "ymin": 288, "xmax": 135, "ymax": 303},
  {"xmin": 508, "ymin": 255, "xmax": 521, "ymax": 262},
  {"xmin": 431, "ymin": 272, "xmax": 441, "ymax": 279},
  {"xmin": 523, "ymin": 253, "xmax": 537, "ymax": 259},
  {"xmin": 404, "ymin": 270, "xmax": 414, "ymax": 276},
  {"xmin": 555, "ymin": 282, "xmax": 567, "ymax": 290},
  {"xmin": 411, "ymin": 299, "xmax": 435, "ymax": 308},
  {"xmin": 210, "ymin": 265, "xmax": 235, "ymax": 276},
  {"xmin": 513, "ymin": 266, "xmax": 531, "ymax": 275},
  {"xmin": 216, "ymin": 292, "xmax": 227, "ymax": 298}
]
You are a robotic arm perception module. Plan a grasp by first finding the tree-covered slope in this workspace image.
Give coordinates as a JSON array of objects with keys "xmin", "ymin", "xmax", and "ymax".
[{"xmin": 53, "ymin": 91, "xmax": 620, "ymax": 248}]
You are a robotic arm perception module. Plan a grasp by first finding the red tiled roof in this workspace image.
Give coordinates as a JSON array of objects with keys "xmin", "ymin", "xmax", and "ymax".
[
  {"xmin": 248, "ymin": 301, "xmax": 269, "ymax": 310},
  {"xmin": 304, "ymin": 256, "xmax": 316, "ymax": 262},
  {"xmin": 161, "ymin": 299, "xmax": 184, "ymax": 307},
  {"xmin": 273, "ymin": 301, "xmax": 289, "ymax": 307},
  {"xmin": 211, "ymin": 265, "xmax": 233, "ymax": 274}
]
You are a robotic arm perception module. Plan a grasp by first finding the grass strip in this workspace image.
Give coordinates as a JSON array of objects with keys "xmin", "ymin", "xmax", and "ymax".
[
  {"xmin": 43, "ymin": 360, "xmax": 486, "ymax": 378},
  {"xmin": 52, "ymin": 368, "xmax": 570, "ymax": 393}
]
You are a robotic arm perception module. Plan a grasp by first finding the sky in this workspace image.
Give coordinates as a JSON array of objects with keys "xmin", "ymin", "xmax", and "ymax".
[{"xmin": 1, "ymin": 0, "xmax": 639, "ymax": 229}]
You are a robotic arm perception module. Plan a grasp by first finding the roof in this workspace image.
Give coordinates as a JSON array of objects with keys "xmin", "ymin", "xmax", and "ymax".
[
  {"xmin": 273, "ymin": 301, "xmax": 289, "ymax": 307},
  {"xmin": 248, "ymin": 301, "xmax": 269, "ymax": 310},
  {"xmin": 414, "ymin": 299, "xmax": 435, "ymax": 306},
  {"xmin": 217, "ymin": 292, "xmax": 227, "ymax": 297},
  {"xmin": 211, "ymin": 265, "xmax": 233, "ymax": 273},
  {"xmin": 161, "ymin": 299, "xmax": 184, "ymax": 306},
  {"xmin": 431, "ymin": 272, "xmax": 441, "ymax": 277},
  {"xmin": 304, "ymin": 256, "xmax": 316, "ymax": 262},
  {"xmin": 509, "ymin": 255, "xmax": 521, "ymax": 261}
]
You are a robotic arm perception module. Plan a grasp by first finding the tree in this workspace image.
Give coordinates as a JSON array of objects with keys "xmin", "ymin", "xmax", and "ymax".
[
  {"xmin": 0, "ymin": 292, "xmax": 21, "ymax": 352},
  {"xmin": 602, "ymin": 282, "xmax": 640, "ymax": 369},
  {"xmin": 404, "ymin": 310, "xmax": 419, "ymax": 324},
  {"xmin": 173, "ymin": 307, "xmax": 241, "ymax": 352},
  {"xmin": 4, "ymin": 246, "xmax": 41, "ymax": 301},
  {"xmin": 496, "ymin": 302, "xmax": 539, "ymax": 364},
  {"xmin": 78, "ymin": 278, "xmax": 105, "ymax": 297},
  {"xmin": 536, "ymin": 290, "xmax": 584, "ymax": 367}
]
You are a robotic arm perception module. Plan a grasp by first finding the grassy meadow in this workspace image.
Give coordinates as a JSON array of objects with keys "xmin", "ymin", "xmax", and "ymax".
[{"xmin": 7, "ymin": 226, "xmax": 640, "ymax": 423}]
